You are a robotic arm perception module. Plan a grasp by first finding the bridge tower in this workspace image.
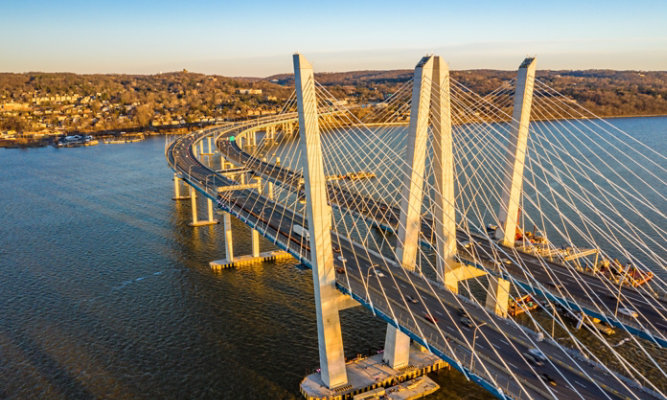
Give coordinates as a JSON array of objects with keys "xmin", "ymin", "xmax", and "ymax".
[
  {"xmin": 293, "ymin": 53, "xmax": 348, "ymax": 389},
  {"xmin": 431, "ymin": 58, "xmax": 488, "ymax": 295},
  {"xmin": 383, "ymin": 56, "xmax": 434, "ymax": 369},
  {"xmin": 431, "ymin": 56, "xmax": 463, "ymax": 291},
  {"xmin": 495, "ymin": 58, "xmax": 537, "ymax": 247},
  {"xmin": 486, "ymin": 58, "xmax": 536, "ymax": 318}
]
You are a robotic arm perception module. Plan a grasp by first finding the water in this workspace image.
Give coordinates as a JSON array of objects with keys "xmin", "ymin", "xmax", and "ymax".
[{"xmin": 0, "ymin": 116, "xmax": 664, "ymax": 399}]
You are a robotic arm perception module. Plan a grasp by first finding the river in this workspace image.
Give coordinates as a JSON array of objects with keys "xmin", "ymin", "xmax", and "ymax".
[{"xmin": 0, "ymin": 116, "xmax": 664, "ymax": 399}]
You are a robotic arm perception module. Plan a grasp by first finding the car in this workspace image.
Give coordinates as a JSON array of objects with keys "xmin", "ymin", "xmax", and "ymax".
[
  {"xmin": 406, "ymin": 295, "xmax": 419, "ymax": 304},
  {"xmin": 618, "ymin": 307, "xmax": 638, "ymax": 318},
  {"xmin": 424, "ymin": 313, "xmax": 438, "ymax": 324},
  {"xmin": 528, "ymin": 348, "xmax": 547, "ymax": 363},
  {"xmin": 460, "ymin": 316, "xmax": 474, "ymax": 329},
  {"xmin": 525, "ymin": 352, "xmax": 545, "ymax": 367},
  {"xmin": 332, "ymin": 246, "xmax": 341, "ymax": 253},
  {"xmin": 336, "ymin": 267, "xmax": 346, "ymax": 274},
  {"xmin": 540, "ymin": 373, "xmax": 557, "ymax": 387},
  {"xmin": 501, "ymin": 257, "xmax": 512, "ymax": 265},
  {"xmin": 456, "ymin": 307, "xmax": 468, "ymax": 317},
  {"xmin": 337, "ymin": 255, "xmax": 347, "ymax": 263},
  {"xmin": 369, "ymin": 265, "xmax": 385, "ymax": 277},
  {"xmin": 460, "ymin": 240, "xmax": 473, "ymax": 249}
]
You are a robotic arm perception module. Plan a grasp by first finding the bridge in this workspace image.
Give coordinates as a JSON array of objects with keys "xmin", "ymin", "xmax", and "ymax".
[{"xmin": 166, "ymin": 54, "xmax": 666, "ymax": 399}]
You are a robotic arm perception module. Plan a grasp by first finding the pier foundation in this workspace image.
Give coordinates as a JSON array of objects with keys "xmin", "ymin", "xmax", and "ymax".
[
  {"xmin": 210, "ymin": 250, "xmax": 292, "ymax": 270},
  {"xmin": 300, "ymin": 344, "xmax": 445, "ymax": 400}
]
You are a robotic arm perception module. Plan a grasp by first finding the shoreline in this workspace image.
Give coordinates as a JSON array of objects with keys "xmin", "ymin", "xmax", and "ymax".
[{"xmin": 2, "ymin": 114, "xmax": 666, "ymax": 149}]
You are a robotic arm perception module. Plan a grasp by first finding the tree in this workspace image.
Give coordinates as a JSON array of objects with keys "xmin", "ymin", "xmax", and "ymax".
[
  {"xmin": 0, "ymin": 115, "xmax": 28, "ymax": 133},
  {"xmin": 134, "ymin": 104, "xmax": 154, "ymax": 126}
]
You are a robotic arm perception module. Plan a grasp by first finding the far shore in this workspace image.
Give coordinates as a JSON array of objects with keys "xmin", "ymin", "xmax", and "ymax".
[{"xmin": 2, "ymin": 113, "xmax": 666, "ymax": 150}]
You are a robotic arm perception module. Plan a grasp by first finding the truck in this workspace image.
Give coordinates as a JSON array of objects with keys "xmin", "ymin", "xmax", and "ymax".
[{"xmin": 292, "ymin": 224, "xmax": 310, "ymax": 241}]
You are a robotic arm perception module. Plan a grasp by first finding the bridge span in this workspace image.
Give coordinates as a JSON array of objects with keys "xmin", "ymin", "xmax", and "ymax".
[{"xmin": 166, "ymin": 54, "xmax": 665, "ymax": 400}]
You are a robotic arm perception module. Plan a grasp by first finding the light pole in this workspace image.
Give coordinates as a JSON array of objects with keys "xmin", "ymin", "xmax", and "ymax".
[
  {"xmin": 614, "ymin": 264, "xmax": 630, "ymax": 317},
  {"xmin": 364, "ymin": 263, "xmax": 381, "ymax": 286},
  {"xmin": 470, "ymin": 322, "xmax": 487, "ymax": 371}
]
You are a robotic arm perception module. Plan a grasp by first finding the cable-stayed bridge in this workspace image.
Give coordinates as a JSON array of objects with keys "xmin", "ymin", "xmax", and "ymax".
[{"xmin": 166, "ymin": 54, "xmax": 665, "ymax": 400}]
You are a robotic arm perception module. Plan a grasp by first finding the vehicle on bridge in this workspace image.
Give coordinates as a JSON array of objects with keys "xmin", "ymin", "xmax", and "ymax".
[{"xmin": 292, "ymin": 224, "xmax": 310, "ymax": 240}]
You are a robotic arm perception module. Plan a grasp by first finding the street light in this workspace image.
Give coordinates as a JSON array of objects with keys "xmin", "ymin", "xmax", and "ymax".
[
  {"xmin": 470, "ymin": 322, "xmax": 488, "ymax": 371},
  {"xmin": 364, "ymin": 263, "xmax": 382, "ymax": 286},
  {"xmin": 614, "ymin": 264, "xmax": 631, "ymax": 317}
]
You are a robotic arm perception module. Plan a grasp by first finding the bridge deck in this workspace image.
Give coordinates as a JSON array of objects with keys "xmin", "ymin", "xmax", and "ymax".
[
  {"xmin": 217, "ymin": 121, "xmax": 666, "ymax": 349},
  {"xmin": 166, "ymin": 118, "xmax": 663, "ymax": 400}
]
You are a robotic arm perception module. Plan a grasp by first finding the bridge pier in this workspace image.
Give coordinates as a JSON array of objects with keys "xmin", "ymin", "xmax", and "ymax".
[
  {"xmin": 223, "ymin": 212, "xmax": 234, "ymax": 261},
  {"xmin": 265, "ymin": 126, "xmax": 276, "ymax": 142},
  {"xmin": 220, "ymin": 158, "xmax": 235, "ymax": 171},
  {"xmin": 266, "ymin": 180, "xmax": 274, "ymax": 200},
  {"xmin": 251, "ymin": 176, "xmax": 262, "ymax": 258},
  {"xmin": 485, "ymin": 276, "xmax": 511, "ymax": 318},
  {"xmin": 172, "ymin": 174, "xmax": 190, "ymax": 200},
  {"xmin": 187, "ymin": 185, "xmax": 218, "ymax": 227},
  {"xmin": 209, "ymin": 159, "xmax": 291, "ymax": 270}
]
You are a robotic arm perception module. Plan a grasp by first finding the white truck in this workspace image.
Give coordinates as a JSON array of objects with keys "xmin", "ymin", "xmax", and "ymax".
[{"xmin": 292, "ymin": 224, "xmax": 310, "ymax": 241}]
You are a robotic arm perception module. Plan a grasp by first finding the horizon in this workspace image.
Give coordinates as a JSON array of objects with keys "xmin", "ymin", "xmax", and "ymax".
[
  {"xmin": 1, "ymin": 0, "xmax": 666, "ymax": 76},
  {"xmin": 2, "ymin": 64, "xmax": 666, "ymax": 79}
]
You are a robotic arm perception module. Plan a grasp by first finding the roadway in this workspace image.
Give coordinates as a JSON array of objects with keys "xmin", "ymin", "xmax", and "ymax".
[
  {"xmin": 216, "ymin": 126, "xmax": 667, "ymax": 348},
  {"xmin": 167, "ymin": 122, "xmax": 661, "ymax": 399}
]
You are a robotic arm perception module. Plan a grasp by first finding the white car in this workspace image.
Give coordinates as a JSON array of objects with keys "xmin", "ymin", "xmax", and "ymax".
[
  {"xmin": 371, "ymin": 266, "xmax": 385, "ymax": 278},
  {"xmin": 618, "ymin": 307, "xmax": 638, "ymax": 318},
  {"xmin": 337, "ymin": 255, "xmax": 347, "ymax": 263}
]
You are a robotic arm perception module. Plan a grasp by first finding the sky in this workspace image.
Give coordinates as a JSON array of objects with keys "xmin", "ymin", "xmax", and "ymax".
[{"xmin": 1, "ymin": 0, "xmax": 666, "ymax": 76}]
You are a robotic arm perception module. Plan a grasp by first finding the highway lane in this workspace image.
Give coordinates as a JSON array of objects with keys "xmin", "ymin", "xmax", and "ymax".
[
  {"xmin": 217, "ymin": 132, "xmax": 667, "ymax": 347},
  {"xmin": 228, "ymin": 183, "xmax": 653, "ymax": 400},
  {"xmin": 241, "ymin": 187, "xmax": 650, "ymax": 400},
  {"xmin": 168, "ymin": 124, "xmax": 662, "ymax": 399},
  {"xmin": 462, "ymin": 237, "xmax": 667, "ymax": 341}
]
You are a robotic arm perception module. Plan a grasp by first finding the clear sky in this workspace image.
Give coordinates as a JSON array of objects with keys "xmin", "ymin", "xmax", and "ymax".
[{"xmin": 1, "ymin": 0, "xmax": 666, "ymax": 76}]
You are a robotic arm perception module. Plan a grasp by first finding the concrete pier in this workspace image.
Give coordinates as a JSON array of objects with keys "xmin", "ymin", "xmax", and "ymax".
[
  {"xmin": 300, "ymin": 344, "xmax": 446, "ymax": 400},
  {"xmin": 172, "ymin": 174, "xmax": 190, "ymax": 200},
  {"xmin": 188, "ymin": 186, "xmax": 218, "ymax": 227},
  {"xmin": 209, "ymin": 250, "xmax": 292, "ymax": 270}
]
